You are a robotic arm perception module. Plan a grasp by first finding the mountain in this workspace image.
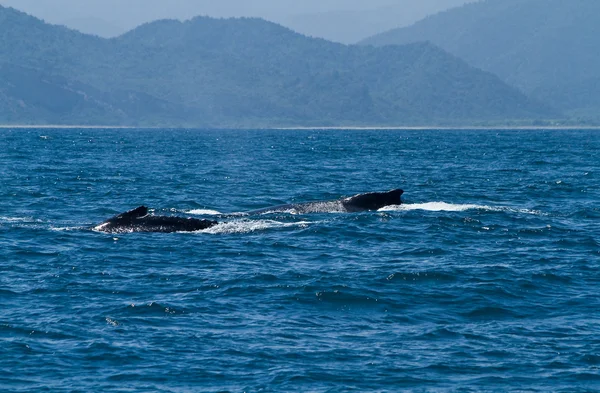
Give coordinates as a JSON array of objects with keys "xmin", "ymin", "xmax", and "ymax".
[
  {"xmin": 0, "ymin": 63, "xmax": 196, "ymax": 126},
  {"xmin": 0, "ymin": 5, "xmax": 556, "ymax": 127},
  {"xmin": 0, "ymin": 63, "xmax": 123, "ymax": 125},
  {"xmin": 0, "ymin": 0, "xmax": 472, "ymax": 41},
  {"xmin": 361, "ymin": 0, "xmax": 600, "ymax": 120}
]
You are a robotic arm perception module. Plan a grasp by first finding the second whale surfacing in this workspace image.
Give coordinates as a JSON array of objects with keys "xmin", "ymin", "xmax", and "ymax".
[
  {"xmin": 248, "ymin": 189, "xmax": 404, "ymax": 214},
  {"xmin": 93, "ymin": 206, "xmax": 218, "ymax": 233}
]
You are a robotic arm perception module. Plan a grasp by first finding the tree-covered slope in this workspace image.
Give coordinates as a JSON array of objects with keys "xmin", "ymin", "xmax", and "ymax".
[
  {"xmin": 361, "ymin": 0, "xmax": 600, "ymax": 120},
  {"xmin": 0, "ymin": 63, "xmax": 121, "ymax": 124},
  {"xmin": 0, "ymin": 5, "xmax": 557, "ymax": 126},
  {"xmin": 0, "ymin": 63, "xmax": 197, "ymax": 125}
]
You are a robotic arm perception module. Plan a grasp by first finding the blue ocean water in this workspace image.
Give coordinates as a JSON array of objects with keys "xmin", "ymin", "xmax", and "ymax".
[{"xmin": 0, "ymin": 128, "xmax": 599, "ymax": 392}]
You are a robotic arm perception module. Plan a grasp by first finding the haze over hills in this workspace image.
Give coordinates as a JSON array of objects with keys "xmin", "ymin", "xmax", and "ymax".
[
  {"xmin": 0, "ymin": 0, "xmax": 471, "ymax": 43},
  {"xmin": 59, "ymin": 17, "xmax": 125, "ymax": 38},
  {"xmin": 361, "ymin": 0, "xmax": 600, "ymax": 120},
  {"xmin": 0, "ymin": 5, "xmax": 556, "ymax": 127},
  {"xmin": 276, "ymin": 0, "xmax": 475, "ymax": 44}
]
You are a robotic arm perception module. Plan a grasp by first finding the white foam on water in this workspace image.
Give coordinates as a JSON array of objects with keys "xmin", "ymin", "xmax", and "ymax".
[
  {"xmin": 200, "ymin": 219, "xmax": 312, "ymax": 235},
  {"xmin": 256, "ymin": 208, "xmax": 299, "ymax": 215},
  {"xmin": 379, "ymin": 202, "xmax": 545, "ymax": 215},
  {"xmin": 496, "ymin": 207, "xmax": 546, "ymax": 215},
  {"xmin": 380, "ymin": 202, "xmax": 486, "ymax": 212},
  {"xmin": 0, "ymin": 216, "xmax": 40, "ymax": 223},
  {"xmin": 50, "ymin": 226, "xmax": 86, "ymax": 232},
  {"xmin": 90, "ymin": 225, "xmax": 136, "ymax": 234},
  {"xmin": 186, "ymin": 209, "xmax": 222, "ymax": 216}
]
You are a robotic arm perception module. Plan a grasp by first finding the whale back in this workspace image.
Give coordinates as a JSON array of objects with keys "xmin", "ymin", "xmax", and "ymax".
[
  {"xmin": 343, "ymin": 189, "xmax": 403, "ymax": 211},
  {"xmin": 95, "ymin": 206, "xmax": 219, "ymax": 233}
]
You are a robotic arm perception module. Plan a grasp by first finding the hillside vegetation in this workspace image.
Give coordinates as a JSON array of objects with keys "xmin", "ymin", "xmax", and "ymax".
[
  {"xmin": 361, "ymin": 0, "xmax": 600, "ymax": 121},
  {"xmin": 0, "ymin": 5, "xmax": 556, "ymax": 127}
]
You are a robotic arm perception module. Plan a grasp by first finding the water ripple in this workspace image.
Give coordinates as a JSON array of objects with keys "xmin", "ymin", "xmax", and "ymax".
[{"xmin": 1, "ymin": 128, "xmax": 599, "ymax": 391}]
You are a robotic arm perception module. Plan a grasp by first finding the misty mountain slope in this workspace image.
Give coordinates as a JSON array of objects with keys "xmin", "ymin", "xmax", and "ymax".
[
  {"xmin": 0, "ymin": 63, "xmax": 125, "ymax": 124},
  {"xmin": 0, "ymin": 6, "xmax": 557, "ymax": 126},
  {"xmin": 0, "ymin": 63, "xmax": 202, "ymax": 125},
  {"xmin": 0, "ymin": 6, "xmax": 113, "ymax": 74},
  {"xmin": 361, "ymin": 0, "xmax": 600, "ymax": 119}
]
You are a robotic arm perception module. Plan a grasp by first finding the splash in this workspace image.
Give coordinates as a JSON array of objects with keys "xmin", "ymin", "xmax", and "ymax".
[
  {"xmin": 380, "ymin": 202, "xmax": 545, "ymax": 215},
  {"xmin": 201, "ymin": 219, "xmax": 312, "ymax": 235},
  {"xmin": 51, "ymin": 226, "xmax": 87, "ymax": 232},
  {"xmin": 380, "ymin": 202, "xmax": 487, "ymax": 212}
]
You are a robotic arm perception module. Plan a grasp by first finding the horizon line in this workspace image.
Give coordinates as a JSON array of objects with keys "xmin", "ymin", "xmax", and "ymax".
[{"xmin": 1, "ymin": 124, "xmax": 600, "ymax": 130}]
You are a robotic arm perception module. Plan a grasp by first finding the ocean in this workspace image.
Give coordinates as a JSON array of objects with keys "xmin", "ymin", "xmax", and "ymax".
[{"xmin": 1, "ymin": 128, "xmax": 599, "ymax": 392}]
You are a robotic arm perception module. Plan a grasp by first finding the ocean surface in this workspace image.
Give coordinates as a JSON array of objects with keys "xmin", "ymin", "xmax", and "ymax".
[{"xmin": 1, "ymin": 128, "xmax": 599, "ymax": 392}]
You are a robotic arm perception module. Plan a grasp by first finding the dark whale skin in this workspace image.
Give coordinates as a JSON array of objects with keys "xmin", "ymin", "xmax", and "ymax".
[
  {"xmin": 94, "ymin": 206, "xmax": 218, "ymax": 233},
  {"xmin": 342, "ymin": 189, "xmax": 404, "ymax": 212}
]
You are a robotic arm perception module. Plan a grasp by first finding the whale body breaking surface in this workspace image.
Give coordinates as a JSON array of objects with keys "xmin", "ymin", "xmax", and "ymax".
[
  {"xmin": 93, "ymin": 189, "xmax": 403, "ymax": 233},
  {"xmin": 247, "ymin": 189, "xmax": 404, "ymax": 214},
  {"xmin": 93, "ymin": 206, "xmax": 218, "ymax": 233}
]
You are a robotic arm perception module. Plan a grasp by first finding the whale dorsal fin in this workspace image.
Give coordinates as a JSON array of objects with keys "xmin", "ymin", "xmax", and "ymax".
[
  {"xmin": 343, "ymin": 189, "xmax": 404, "ymax": 211},
  {"xmin": 117, "ymin": 206, "xmax": 148, "ymax": 220},
  {"xmin": 389, "ymin": 189, "xmax": 404, "ymax": 198}
]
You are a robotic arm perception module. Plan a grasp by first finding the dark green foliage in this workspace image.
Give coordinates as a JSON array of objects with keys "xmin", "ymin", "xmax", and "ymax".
[
  {"xmin": 361, "ymin": 0, "xmax": 600, "ymax": 121},
  {"xmin": 0, "ymin": 5, "xmax": 557, "ymax": 126}
]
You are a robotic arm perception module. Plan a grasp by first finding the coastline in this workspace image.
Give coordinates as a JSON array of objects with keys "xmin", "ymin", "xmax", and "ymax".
[
  {"xmin": 273, "ymin": 125, "xmax": 600, "ymax": 130},
  {"xmin": 1, "ymin": 124, "xmax": 600, "ymax": 130},
  {"xmin": 0, "ymin": 125, "xmax": 140, "ymax": 129}
]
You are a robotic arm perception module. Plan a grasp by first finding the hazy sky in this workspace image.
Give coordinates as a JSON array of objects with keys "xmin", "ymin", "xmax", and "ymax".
[{"xmin": 0, "ymin": 0, "xmax": 473, "ymax": 43}]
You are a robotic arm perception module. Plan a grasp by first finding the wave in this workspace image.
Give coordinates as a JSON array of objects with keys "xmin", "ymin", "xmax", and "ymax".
[
  {"xmin": 201, "ymin": 219, "xmax": 312, "ymax": 235},
  {"xmin": 380, "ymin": 202, "xmax": 485, "ymax": 212},
  {"xmin": 379, "ymin": 202, "xmax": 545, "ymax": 215},
  {"xmin": 50, "ymin": 226, "xmax": 87, "ymax": 232},
  {"xmin": 0, "ymin": 216, "xmax": 41, "ymax": 223}
]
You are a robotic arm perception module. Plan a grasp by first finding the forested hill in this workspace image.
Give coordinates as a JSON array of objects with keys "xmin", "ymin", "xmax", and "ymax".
[
  {"xmin": 0, "ymin": 5, "xmax": 556, "ymax": 127},
  {"xmin": 361, "ymin": 0, "xmax": 600, "ymax": 121}
]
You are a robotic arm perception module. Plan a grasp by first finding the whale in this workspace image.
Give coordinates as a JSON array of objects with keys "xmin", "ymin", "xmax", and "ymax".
[
  {"xmin": 93, "ymin": 206, "xmax": 218, "ymax": 233},
  {"xmin": 247, "ymin": 189, "xmax": 404, "ymax": 214},
  {"xmin": 93, "ymin": 189, "xmax": 403, "ymax": 233}
]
